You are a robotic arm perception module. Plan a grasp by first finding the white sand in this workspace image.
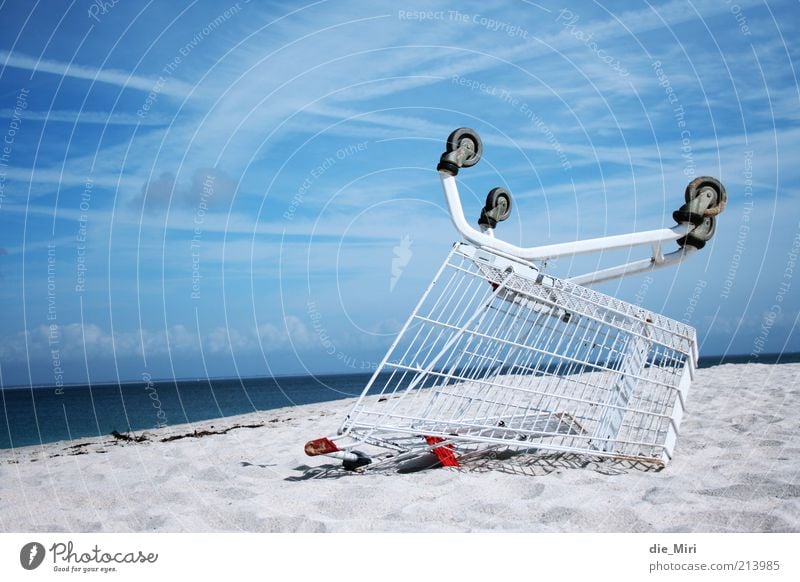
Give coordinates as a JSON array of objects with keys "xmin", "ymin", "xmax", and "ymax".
[{"xmin": 1, "ymin": 362, "xmax": 798, "ymax": 532}]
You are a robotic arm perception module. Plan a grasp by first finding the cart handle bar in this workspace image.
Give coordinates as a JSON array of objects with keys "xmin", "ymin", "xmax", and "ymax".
[
  {"xmin": 440, "ymin": 172, "xmax": 693, "ymax": 261},
  {"xmin": 440, "ymin": 171, "xmax": 697, "ymax": 284}
]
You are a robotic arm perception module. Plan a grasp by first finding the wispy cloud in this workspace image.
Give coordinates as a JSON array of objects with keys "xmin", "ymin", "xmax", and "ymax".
[
  {"xmin": 0, "ymin": 50, "xmax": 194, "ymax": 97},
  {"xmin": 0, "ymin": 317, "xmax": 317, "ymax": 363},
  {"xmin": 0, "ymin": 166, "xmax": 141, "ymax": 189},
  {"xmin": 0, "ymin": 109, "xmax": 170, "ymax": 125}
]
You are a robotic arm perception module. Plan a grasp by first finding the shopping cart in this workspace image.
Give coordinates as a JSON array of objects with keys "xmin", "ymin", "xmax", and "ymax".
[{"xmin": 305, "ymin": 128, "xmax": 726, "ymax": 471}]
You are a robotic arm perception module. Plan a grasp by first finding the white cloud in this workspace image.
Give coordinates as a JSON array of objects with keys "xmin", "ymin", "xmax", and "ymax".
[
  {"xmin": 0, "ymin": 317, "xmax": 316, "ymax": 363},
  {"xmin": 0, "ymin": 50, "xmax": 193, "ymax": 97},
  {"xmin": 0, "ymin": 109, "xmax": 170, "ymax": 125}
]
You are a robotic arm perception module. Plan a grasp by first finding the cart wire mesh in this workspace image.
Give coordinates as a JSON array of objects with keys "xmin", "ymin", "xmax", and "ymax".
[{"xmin": 338, "ymin": 242, "xmax": 697, "ymax": 466}]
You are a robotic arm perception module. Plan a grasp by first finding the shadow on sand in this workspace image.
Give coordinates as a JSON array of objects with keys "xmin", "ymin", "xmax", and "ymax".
[{"xmin": 284, "ymin": 448, "xmax": 663, "ymax": 481}]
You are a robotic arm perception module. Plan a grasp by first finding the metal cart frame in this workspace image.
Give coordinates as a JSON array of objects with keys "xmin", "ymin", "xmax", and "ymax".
[{"xmin": 304, "ymin": 128, "xmax": 726, "ymax": 471}]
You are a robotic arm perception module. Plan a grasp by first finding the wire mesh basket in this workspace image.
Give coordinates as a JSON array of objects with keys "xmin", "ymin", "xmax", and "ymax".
[{"xmin": 335, "ymin": 243, "xmax": 696, "ymax": 467}]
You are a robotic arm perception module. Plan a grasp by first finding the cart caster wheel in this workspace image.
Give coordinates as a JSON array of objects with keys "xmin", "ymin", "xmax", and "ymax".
[
  {"xmin": 674, "ymin": 176, "xmax": 727, "ymax": 226},
  {"xmin": 479, "ymin": 187, "xmax": 513, "ymax": 229},
  {"xmin": 685, "ymin": 176, "xmax": 726, "ymax": 216},
  {"xmin": 342, "ymin": 450, "xmax": 371, "ymax": 471},
  {"xmin": 438, "ymin": 128, "xmax": 483, "ymax": 174},
  {"xmin": 684, "ymin": 176, "xmax": 728, "ymax": 214},
  {"xmin": 446, "ymin": 128, "xmax": 482, "ymax": 167},
  {"xmin": 678, "ymin": 216, "xmax": 716, "ymax": 250},
  {"xmin": 485, "ymin": 187, "xmax": 512, "ymax": 220}
]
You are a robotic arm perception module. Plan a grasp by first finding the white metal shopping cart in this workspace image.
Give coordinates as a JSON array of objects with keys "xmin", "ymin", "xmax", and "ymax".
[{"xmin": 305, "ymin": 128, "xmax": 726, "ymax": 471}]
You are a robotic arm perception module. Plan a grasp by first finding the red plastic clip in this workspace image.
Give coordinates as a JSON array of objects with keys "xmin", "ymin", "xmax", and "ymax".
[
  {"xmin": 424, "ymin": 435, "xmax": 460, "ymax": 467},
  {"xmin": 304, "ymin": 437, "xmax": 340, "ymax": 456}
]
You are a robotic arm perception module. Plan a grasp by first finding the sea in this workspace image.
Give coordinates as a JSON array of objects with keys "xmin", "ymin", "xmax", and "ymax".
[
  {"xmin": 1, "ymin": 352, "xmax": 797, "ymax": 450},
  {"xmin": 0, "ymin": 373, "xmax": 372, "ymax": 450}
]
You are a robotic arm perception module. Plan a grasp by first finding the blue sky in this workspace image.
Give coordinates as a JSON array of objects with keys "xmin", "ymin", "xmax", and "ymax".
[{"xmin": 0, "ymin": 0, "xmax": 798, "ymax": 387}]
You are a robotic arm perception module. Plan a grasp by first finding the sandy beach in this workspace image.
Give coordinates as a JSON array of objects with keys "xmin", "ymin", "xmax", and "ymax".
[{"xmin": 1, "ymin": 362, "xmax": 797, "ymax": 533}]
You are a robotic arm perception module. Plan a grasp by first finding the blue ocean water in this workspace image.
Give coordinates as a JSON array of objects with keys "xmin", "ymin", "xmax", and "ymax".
[
  {"xmin": 0, "ymin": 373, "xmax": 374, "ymax": 450},
  {"xmin": 2, "ymin": 352, "xmax": 797, "ymax": 450}
]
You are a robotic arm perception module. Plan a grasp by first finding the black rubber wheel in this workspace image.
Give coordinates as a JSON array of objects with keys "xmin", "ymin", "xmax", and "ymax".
[
  {"xmin": 685, "ymin": 176, "xmax": 727, "ymax": 215},
  {"xmin": 446, "ymin": 127, "xmax": 482, "ymax": 167},
  {"xmin": 342, "ymin": 450, "xmax": 371, "ymax": 471},
  {"xmin": 678, "ymin": 216, "xmax": 716, "ymax": 249},
  {"xmin": 485, "ymin": 187, "xmax": 512, "ymax": 222},
  {"xmin": 692, "ymin": 216, "xmax": 716, "ymax": 241}
]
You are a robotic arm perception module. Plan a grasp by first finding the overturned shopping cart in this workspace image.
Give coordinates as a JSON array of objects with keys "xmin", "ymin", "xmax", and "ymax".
[{"xmin": 305, "ymin": 128, "xmax": 726, "ymax": 471}]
